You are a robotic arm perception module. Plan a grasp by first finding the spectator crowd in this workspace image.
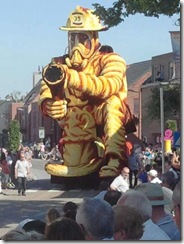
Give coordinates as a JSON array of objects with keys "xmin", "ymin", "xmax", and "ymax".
[{"xmin": 0, "ymin": 142, "xmax": 181, "ymax": 240}]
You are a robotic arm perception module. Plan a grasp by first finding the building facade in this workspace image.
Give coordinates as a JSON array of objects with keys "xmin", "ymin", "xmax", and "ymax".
[{"xmin": 141, "ymin": 51, "xmax": 180, "ymax": 145}]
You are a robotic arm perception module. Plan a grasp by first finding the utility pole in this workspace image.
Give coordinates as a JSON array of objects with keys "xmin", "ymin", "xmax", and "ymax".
[{"xmin": 160, "ymin": 85, "xmax": 165, "ymax": 173}]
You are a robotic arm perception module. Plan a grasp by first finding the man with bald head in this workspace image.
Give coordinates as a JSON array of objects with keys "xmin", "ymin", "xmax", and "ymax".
[{"xmin": 110, "ymin": 167, "xmax": 130, "ymax": 193}]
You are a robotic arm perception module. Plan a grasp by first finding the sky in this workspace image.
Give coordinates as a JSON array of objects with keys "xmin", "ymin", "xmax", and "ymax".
[{"xmin": 0, "ymin": 0, "xmax": 180, "ymax": 99}]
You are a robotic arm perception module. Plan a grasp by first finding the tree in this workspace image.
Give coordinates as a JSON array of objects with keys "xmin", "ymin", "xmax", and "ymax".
[
  {"xmin": 146, "ymin": 84, "xmax": 180, "ymax": 121},
  {"xmin": 92, "ymin": 0, "xmax": 180, "ymax": 28},
  {"xmin": 8, "ymin": 119, "xmax": 20, "ymax": 153},
  {"xmin": 166, "ymin": 120, "xmax": 177, "ymax": 131},
  {"xmin": 5, "ymin": 91, "xmax": 25, "ymax": 102}
]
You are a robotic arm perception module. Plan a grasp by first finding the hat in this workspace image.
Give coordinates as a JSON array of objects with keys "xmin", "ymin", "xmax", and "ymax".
[
  {"xmin": 147, "ymin": 169, "xmax": 158, "ymax": 177},
  {"xmin": 134, "ymin": 183, "xmax": 169, "ymax": 206},
  {"xmin": 59, "ymin": 6, "xmax": 108, "ymax": 31}
]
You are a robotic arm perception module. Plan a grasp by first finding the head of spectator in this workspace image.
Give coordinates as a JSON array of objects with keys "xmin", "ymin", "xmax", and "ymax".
[
  {"xmin": 76, "ymin": 197, "xmax": 114, "ymax": 240},
  {"xmin": 117, "ymin": 189, "xmax": 170, "ymax": 240},
  {"xmin": 104, "ymin": 189, "xmax": 122, "ymax": 206},
  {"xmin": 117, "ymin": 190, "xmax": 152, "ymax": 222},
  {"xmin": 135, "ymin": 182, "xmax": 180, "ymax": 240},
  {"xmin": 135, "ymin": 183, "xmax": 168, "ymax": 206},
  {"xmin": 172, "ymin": 181, "xmax": 181, "ymax": 230},
  {"xmin": 161, "ymin": 171, "xmax": 176, "ymax": 190},
  {"xmin": 134, "ymin": 183, "xmax": 168, "ymax": 220},
  {"xmin": 147, "ymin": 169, "xmax": 162, "ymax": 184},
  {"xmin": 164, "ymin": 155, "xmax": 172, "ymax": 171},
  {"xmin": 160, "ymin": 171, "xmax": 175, "ymax": 213},
  {"xmin": 18, "ymin": 150, "xmax": 26, "ymax": 161},
  {"xmin": 154, "ymin": 153, "xmax": 162, "ymax": 167},
  {"xmin": 46, "ymin": 207, "xmax": 61, "ymax": 225},
  {"xmin": 22, "ymin": 219, "xmax": 46, "ymax": 235},
  {"xmin": 121, "ymin": 167, "xmax": 130, "ymax": 180},
  {"xmin": 17, "ymin": 218, "xmax": 34, "ymax": 228},
  {"xmin": 45, "ymin": 217, "xmax": 85, "ymax": 240},
  {"xmin": 63, "ymin": 201, "xmax": 78, "ymax": 220},
  {"xmin": 98, "ymin": 180, "xmax": 110, "ymax": 191},
  {"xmin": 94, "ymin": 180, "xmax": 110, "ymax": 199},
  {"xmin": 145, "ymin": 164, "xmax": 151, "ymax": 172},
  {"xmin": 45, "ymin": 207, "xmax": 61, "ymax": 236},
  {"xmin": 2, "ymin": 228, "xmax": 46, "ymax": 241},
  {"xmin": 113, "ymin": 205, "xmax": 144, "ymax": 240}
]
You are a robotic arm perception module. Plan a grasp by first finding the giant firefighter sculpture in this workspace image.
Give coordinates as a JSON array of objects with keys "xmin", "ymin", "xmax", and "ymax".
[{"xmin": 39, "ymin": 6, "xmax": 136, "ymax": 184}]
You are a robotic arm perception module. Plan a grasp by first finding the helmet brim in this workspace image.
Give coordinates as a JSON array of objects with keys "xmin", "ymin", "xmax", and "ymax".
[{"xmin": 59, "ymin": 26, "xmax": 108, "ymax": 31}]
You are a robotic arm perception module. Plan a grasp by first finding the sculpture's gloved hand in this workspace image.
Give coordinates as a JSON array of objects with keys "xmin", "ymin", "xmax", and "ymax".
[{"xmin": 42, "ymin": 99, "xmax": 67, "ymax": 120}]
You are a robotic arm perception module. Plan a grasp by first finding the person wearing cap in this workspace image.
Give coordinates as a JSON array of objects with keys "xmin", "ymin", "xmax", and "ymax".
[
  {"xmin": 39, "ymin": 6, "xmax": 136, "ymax": 181},
  {"xmin": 117, "ymin": 190, "xmax": 171, "ymax": 240},
  {"xmin": 147, "ymin": 169, "xmax": 162, "ymax": 184},
  {"xmin": 135, "ymin": 183, "xmax": 180, "ymax": 240}
]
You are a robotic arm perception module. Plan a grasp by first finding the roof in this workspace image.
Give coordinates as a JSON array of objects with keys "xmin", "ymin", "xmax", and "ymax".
[
  {"xmin": 23, "ymin": 80, "xmax": 41, "ymax": 105},
  {"xmin": 126, "ymin": 60, "xmax": 151, "ymax": 86}
]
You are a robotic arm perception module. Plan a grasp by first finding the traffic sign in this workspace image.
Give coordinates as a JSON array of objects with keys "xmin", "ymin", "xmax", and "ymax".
[{"xmin": 173, "ymin": 131, "xmax": 180, "ymax": 148}]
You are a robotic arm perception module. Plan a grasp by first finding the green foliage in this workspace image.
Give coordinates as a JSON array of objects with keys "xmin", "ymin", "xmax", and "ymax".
[
  {"xmin": 5, "ymin": 91, "xmax": 25, "ymax": 102},
  {"xmin": 166, "ymin": 120, "xmax": 177, "ymax": 131},
  {"xmin": 92, "ymin": 0, "xmax": 180, "ymax": 28},
  {"xmin": 146, "ymin": 86, "xmax": 160, "ymax": 119},
  {"xmin": 164, "ymin": 84, "xmax": 180, "ymax": 115},
  {"xmin": 146, "ymin": 84, "xmax": 180, "ymax": 120},
  {"xmin": 8, "ymin": 119, "xmax": 20, "ymax": 152}
]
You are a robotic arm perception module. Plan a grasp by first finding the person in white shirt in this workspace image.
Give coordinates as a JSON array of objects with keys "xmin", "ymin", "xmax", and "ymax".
[
  {"xmin": 110, "ymin": 167, "xmax": 130, "ymax": 193},
  {"xmin": 14, "ymin": 150, "xmax": 30, "ymax": 196}
]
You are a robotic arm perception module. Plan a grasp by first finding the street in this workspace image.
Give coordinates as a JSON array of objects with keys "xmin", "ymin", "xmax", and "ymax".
[{"xmin": 0, "ymin": 159, "xmax": 98, "ymax": 237}]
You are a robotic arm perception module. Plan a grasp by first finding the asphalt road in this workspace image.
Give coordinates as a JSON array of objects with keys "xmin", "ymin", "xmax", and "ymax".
[{"xmin": 0, "ymin": 159, "xmax": 98, "ymax": 237}]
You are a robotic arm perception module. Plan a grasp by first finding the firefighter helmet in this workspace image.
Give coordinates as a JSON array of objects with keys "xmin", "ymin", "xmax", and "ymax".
[{"xmin": 59, "ymin": 6, "xmax": 108, "ymax": 31}]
